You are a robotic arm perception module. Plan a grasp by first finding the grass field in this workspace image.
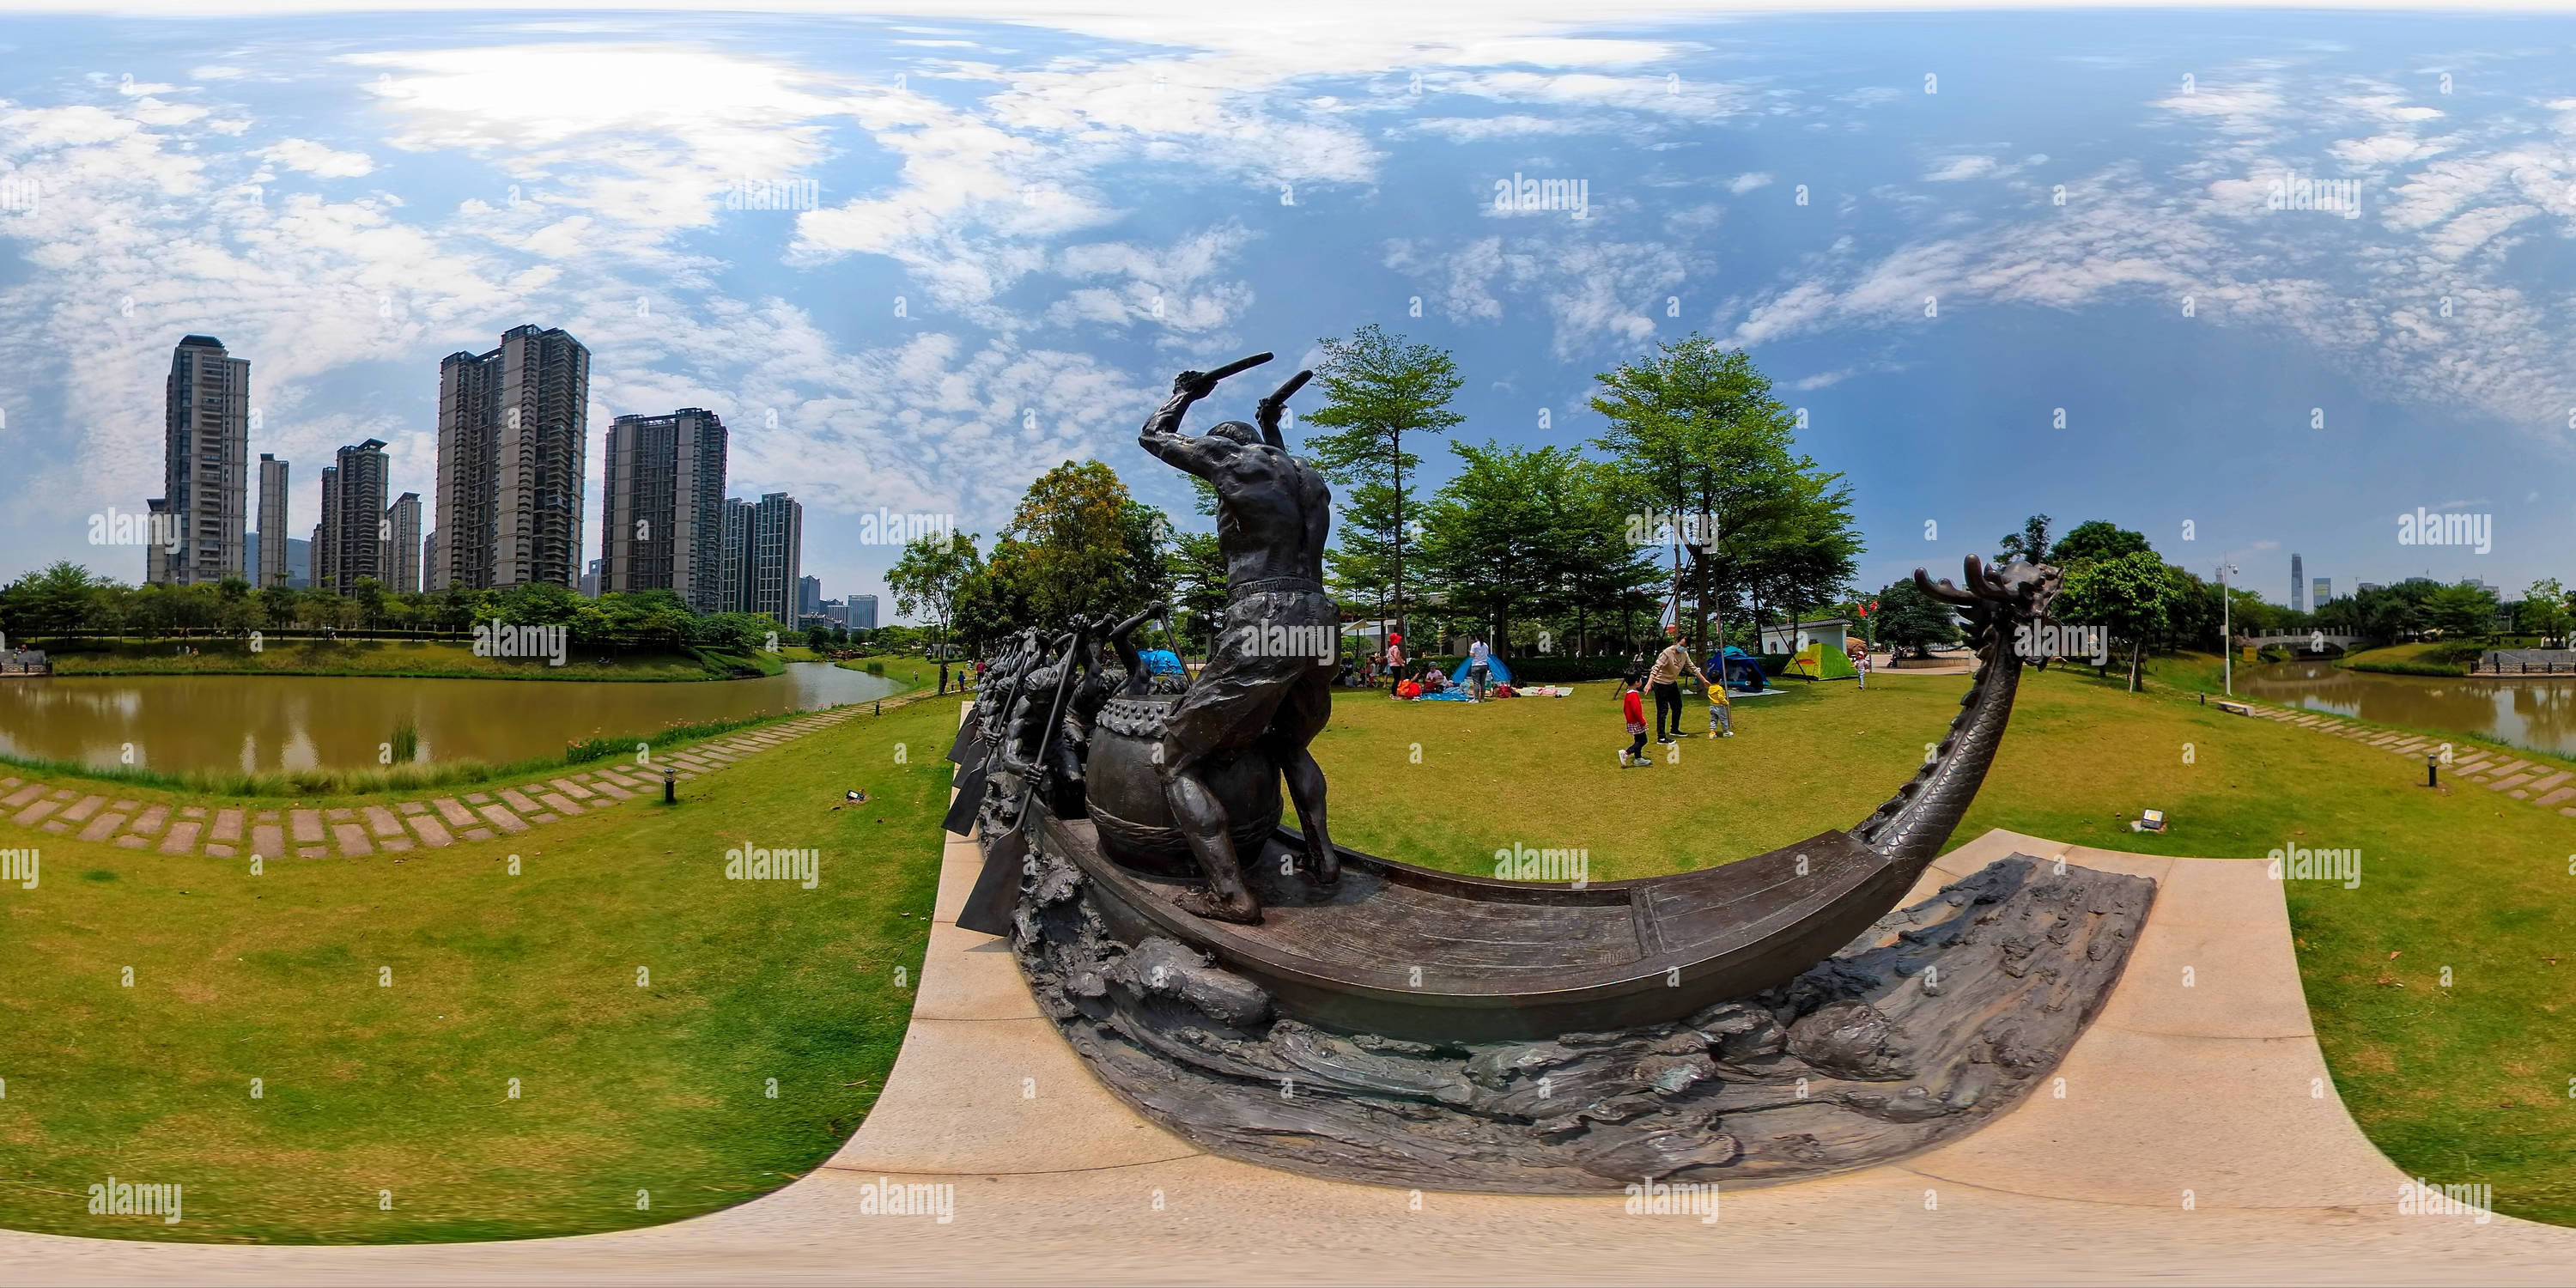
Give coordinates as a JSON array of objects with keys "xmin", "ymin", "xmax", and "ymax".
[
  {"xmin": 0, "ymin": 697, "xmax": 954, "ymax": 1243},
  {"xmin": 39, "ymin": 638, "xmax": 775, "ymax": 682},
  {"xmin": 4, "ymin": 653, "xmax": 2570, "ymax": 1240},
  {"xmin": 1314, "ymin": 660, "xmax": 2576, "ymax": 1225}
]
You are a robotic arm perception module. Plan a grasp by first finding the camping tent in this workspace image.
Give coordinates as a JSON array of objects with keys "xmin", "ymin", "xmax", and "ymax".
[
  {"xmin": 1788, "ymin": 639, "xmax": 1858, "ymax": 680},
  {"xmin": 1716, "ymin": 647, "xmax": 1767, "ymax": 692},
  {"xmin": 1449, "ymin": 653, "xmax": 1516, "ymax": 687}
]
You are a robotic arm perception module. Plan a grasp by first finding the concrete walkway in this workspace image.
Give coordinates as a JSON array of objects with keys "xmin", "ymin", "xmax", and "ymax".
[
  {"xmin": 0, "ymin": 706, "xmax": 879, "ymax": 860},
  {"xmin": 5, "ymin": 783, "xmax": 2569, "ymax": 1283},
  {"xmin": 2229, "ymin": 700, "xmax": 2576, "ymax": 820}
]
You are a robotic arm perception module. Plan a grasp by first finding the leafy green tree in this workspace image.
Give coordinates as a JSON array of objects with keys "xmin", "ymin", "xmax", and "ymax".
[
  {"xmin": 2056, "ymin": 550, "xmax": 2179, "ymax": 691},
  {"xmin": 1163, "ymin": 530, "xmax": 1228, "ymax": 659},
  {"xmin": 888, "ymin": 528, "xmax": 982, "ymax": 661},
  {"xmin": 2517, "ymin": 578, "xmax": 2568, "ymax": 646},
  {"xmin": 2423, "ymin": 581, "xmax": 2500, "ymax": 641},
  {"xmin": 2047, "ymin": 520, "xmax": 2151, "ymax": 568},
  {"xmin": 1416, "ymin": 441, "xmax": 1570, "ymax": 657},
  {"xmin": 1301, "ymin": 324, "xmax": 1465, "ymax": 647},
  {"xmin": 0, "ymin": 562, "xmax": 104, "ymax": 637},
  {"xmin": 1996, "ymin": 514, "xmax": 2053, "ymax": 565},
  {"xmin": 1874, "ymin": 577, "xmax": 1962, "ymax": 659}
]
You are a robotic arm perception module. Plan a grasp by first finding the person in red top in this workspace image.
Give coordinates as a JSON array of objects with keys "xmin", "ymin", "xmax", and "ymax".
[{"xmin": 1618, "ymin": 673, "xmax": 1652, "ymax": 768}]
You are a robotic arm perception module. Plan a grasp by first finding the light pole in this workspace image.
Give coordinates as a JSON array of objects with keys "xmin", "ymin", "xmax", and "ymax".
[{"xmin": 2219, "ymin": 562, "xmax": 2239, "ymax": 696}]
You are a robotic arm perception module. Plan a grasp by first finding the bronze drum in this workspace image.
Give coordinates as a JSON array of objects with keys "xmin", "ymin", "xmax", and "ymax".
[{"xmin": 1084, "ymin": 695, "xmax": 1281, "ymax": 875}]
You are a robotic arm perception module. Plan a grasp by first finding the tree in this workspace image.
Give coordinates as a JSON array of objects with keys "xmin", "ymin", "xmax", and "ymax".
[
  {"xmin": 979, "ymin": 460, "xmax": 1163, "ymax": 633},
  {"xmin": 1163, "ymin": 530, "xmax": 1228, "ymax": 659},
  {"xmin": 888, "ymin": 529, "xmax": 981, "ymax": 662},
  {"xmin": 1301, "ymin": 324, "xmax": 1465, "ymax": 648},
  {"xmin": 2056, "ymin": 550, "xmax": 2178, "ymax": 691},
  {"xmin": 2423, "ymin": 581, "xmax": 2499, "ymax": 641},
  {"xmin": 1415, "ymin": 441, "xmax": 1566, "ymax": 657},
  {"xmin": 0, "ymin": 562, "xmax": 105, "ymax": 638},
  {"xmin": 2518, "ymin": 578, "xmax": 2568, "ymax": 646},
  {"xmin": 1874, "ymin": 576, "xmax": 1962, "ymax": 659},
  {"xmin": 1997, "ymin": 514, "xmax": 2052, "ymax": 565},
  {"xmin": 2048, "ymin": 520, "xmax": 2150, "ymax": 568}
]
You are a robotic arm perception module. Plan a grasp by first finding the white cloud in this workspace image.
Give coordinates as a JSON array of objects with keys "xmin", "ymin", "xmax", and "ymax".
[
  {"xmin": 263, "ymin": 137, "xmax": 375, "ymax": 178},
  {"xmin": 1923, "ymin": 155, "xmax": 1997, "ymax": 182},
  {"xmin": 1728, "ymin": 171, "xmax": 1771, "ymax": 194}
]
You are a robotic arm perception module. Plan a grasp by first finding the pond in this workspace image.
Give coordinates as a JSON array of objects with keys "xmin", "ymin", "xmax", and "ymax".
[
  {"xmin": 2233, "ymin": 659, "xmax": 2576, "ymax": 758},
  {"xmin": 0, "ymin": 663, "xmax": 913, "ymax": 775}
]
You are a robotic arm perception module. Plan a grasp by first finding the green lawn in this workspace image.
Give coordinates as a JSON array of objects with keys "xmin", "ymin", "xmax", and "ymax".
[
  {"xmin": 1314, "ymin": 660, "xmax": 2576, "ymax": 1225},
  {"xmin": 40, "ymin": 638, "xmax": 775, "ymax": 683},
  {"xmin": 0, "ymin": 697, "xmax": 953, "ymax": 1243}
]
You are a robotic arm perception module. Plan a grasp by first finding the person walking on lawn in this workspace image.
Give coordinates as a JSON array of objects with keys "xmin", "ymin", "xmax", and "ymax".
[
  {"xmin": 1619, "ymin": 673, "xmax": 1652, "ymax": 768},
  {"xmin": 1647, "ymin": 630, "xmax": 1712, "ymax": 744},
  {"xmin": 1384, "ymin": 633, "xmax": 1406, "ymax": 698},
  {"xmin": 1707, "ymin": 675, "xmax": 1734, "ymax": 738},
  {"xmin": 1467, "ymin": 636, "xmax": 1492, "ymax": 701}
]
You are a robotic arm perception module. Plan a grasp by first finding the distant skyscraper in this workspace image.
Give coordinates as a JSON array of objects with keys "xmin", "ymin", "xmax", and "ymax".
[
  {"xmin": 2290, "ymin": 554, "xmax": 2305, "ymax": 612},
  {"xmin": 436, "ymin": 325, "xmax": 591, "ymax": 591},
  {"xmin": 424, "ymin": 533, "xmax": 439, "ymax": 593},
  {"xmin": 750, "ymin": 491, "xmax": 803, "ymax": 627},
  {"xmin": 2312, "ymin": 577, "xmax": 2330, "ymax": 606},
  {"xmin": 2358, "ymin": 581, "xmax": 2384, "ymax": 594},
  {"xmin": 580, "ymin": 558, "xmax": 600, "ymax": 598},
  {"xmin": 601, "ymin": 408, "xmax": 729, "ymax": 611},
  {"xmin": 285, "ymin": 536, "xmax": 310, "ymax": 589},
  {"xmin": 720, "ymin": 496, "xmax": 753, "ymax": 614},
  {"xmin": 256, "ymin": 454, "xmax": 289, "ymax": 587},
  {"xmin": 799, "ymin": 574, "xmax": 822, "ymax": 617},
  {"xmin": 157, "ymin": 335, "xmax": 251, "ymax": 586},
  {"xmin": 847, "ymin": 592, "xmax": 878, "ymax": 631},
  {"xmin": 316, "ymin": 440, "xmax": 389, "ymax": 594},
  {"xmin": 386, "ymin": 492, "xmax": 422, "ymax": 593}
]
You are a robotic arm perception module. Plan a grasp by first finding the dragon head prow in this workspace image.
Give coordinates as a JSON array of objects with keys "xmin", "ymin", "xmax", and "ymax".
[{"xmin": 1914, "ymin": 555, "xmax": 2063, "ymax": 625}]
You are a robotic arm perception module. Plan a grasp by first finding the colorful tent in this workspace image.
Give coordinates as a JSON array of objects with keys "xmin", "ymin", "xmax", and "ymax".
[
  {"xmin": 1789, "ymin": 639, "xmax": 1859, "ymax": 681},
  {"xmin": 1449, "ymin": 653, "xmax": 1516, "ymax": 687}
]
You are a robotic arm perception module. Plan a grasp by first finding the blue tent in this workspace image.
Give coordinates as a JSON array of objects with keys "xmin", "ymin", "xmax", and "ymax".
[
  {"xmin": 1717, "ymin": 647, "xmax": 1766, "ymax": 692},
  {"xmin": 1136, "ymin": 647, "xmax": 1185, "ymax": 676},
  {"xmin": 1449, "ymin": 653, "xmax": 1516, "ymax": 686}
]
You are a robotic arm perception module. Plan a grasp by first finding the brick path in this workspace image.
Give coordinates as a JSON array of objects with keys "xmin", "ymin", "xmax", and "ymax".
[
  {"xmin": 0, "ymin": 704, "xmax": 876, "ymax": 860},
  {"xmin": 2233, "ymin": 701, "xmax": 2576, "ymax": 817}
]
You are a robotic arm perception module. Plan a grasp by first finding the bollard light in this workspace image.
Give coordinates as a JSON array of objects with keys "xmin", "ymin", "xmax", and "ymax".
[
  {"xmin": 2425, "ymin": 753, "xmax": 2438, "ymax": 788},
  {"xmin": 663, "ymin": 763, "xmax": 677, "ymax": 804}
]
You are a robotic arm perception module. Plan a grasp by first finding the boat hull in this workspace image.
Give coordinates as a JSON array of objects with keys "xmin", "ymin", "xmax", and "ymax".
[{"xmin": 1035, "ymin": 810, "xmax": 1928, "ymax": 1043}]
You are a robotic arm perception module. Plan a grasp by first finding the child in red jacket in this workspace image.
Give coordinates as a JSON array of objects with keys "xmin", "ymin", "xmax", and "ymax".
[{"xmin": 1619, "ymin": 674, "xmax": 1651, "ymax": 768}]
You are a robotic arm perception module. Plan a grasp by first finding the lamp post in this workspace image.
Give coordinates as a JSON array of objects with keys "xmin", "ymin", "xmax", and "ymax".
[{"xmin": 2218, "ymin": 562, "xmax": 2239, "ymax": 697}]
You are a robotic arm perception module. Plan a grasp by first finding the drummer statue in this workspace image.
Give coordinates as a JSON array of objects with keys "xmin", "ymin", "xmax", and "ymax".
[{"xmin": 1138, "ymin": 355, "xmax": 1340, "ymax": 923}]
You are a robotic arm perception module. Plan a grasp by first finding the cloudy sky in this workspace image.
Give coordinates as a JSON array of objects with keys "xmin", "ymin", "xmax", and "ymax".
[{"xmin": 6, "ymin": 3, "xmax": 2576, "ymax": 611}]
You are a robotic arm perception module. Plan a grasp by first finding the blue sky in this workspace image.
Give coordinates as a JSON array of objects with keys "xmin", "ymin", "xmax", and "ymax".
[{"xmin": 5, "ymin": 4, "xmax": 2576, "ymax": 614}]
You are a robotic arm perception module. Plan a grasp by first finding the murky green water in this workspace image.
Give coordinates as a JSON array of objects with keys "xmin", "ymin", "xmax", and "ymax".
[
  {"xmin": 2233, "ymin": 659, "xmax": 2576, "ymax": 757},
  {"xmin": 0, "ymin": 663, "xmax": 909, "ymax": 774}
]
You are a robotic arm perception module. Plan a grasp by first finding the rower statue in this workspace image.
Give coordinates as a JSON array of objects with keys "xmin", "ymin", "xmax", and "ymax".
[{"xmin": 1137, "ymin": 353, "xmax": 1340, "ymax": 923}]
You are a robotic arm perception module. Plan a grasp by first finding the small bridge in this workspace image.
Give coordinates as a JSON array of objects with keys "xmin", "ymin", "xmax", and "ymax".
[{"xmin": 2238, "ymin": 631, "xmax": 2367, "ymax": 653}]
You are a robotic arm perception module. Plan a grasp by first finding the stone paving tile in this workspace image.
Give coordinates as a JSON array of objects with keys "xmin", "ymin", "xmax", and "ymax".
[
  {"xmin": 407, "ymin": 815, "xmax": 453, "ymax": 847},
  {"xmin": 0, "ymin": 777, "xmax": 17, "ymax": 788},
  {"xmin": 49, "ymin": 788, "xmax": 75, "ymax": 800},
  {"xmin": 81, "ymin": 812, "xmax": 129, "ymax": 842},
  {"xmin": 525, "ymin": 811, "xmax": 559, "ymax": 824},
  {"xmin": 587, "ymin": 778, "xmax": 634, "ymax": 800},
  {"xmin": 2512, "ymin": 790, "xmax": 2531, "ymax": 799},
  {"xmin": 550, "ymin": 778, "xmax": 595, "ymax": 799},
  {"xmin": 399, "ymin": 801, "xmax": 428, "ymax": 815},
  {"xmin": 380, "ymin": 836, "xmax": 414, "ymax": 853},
  {"xmin": 325, "ymin": 808, "xmax": 355, "ymax": 822},
  {"xmin": 463, "ymin": 827, "xmax": 495, "ymax": 842},
  {"xmin": 537, "ymin": 793, "xmax": 582, "ymax": 816},
  {"xmin": 332, "ymin": 823, "xmax": 373, "ymax": 856},
  {"xmin": 298, "ymin": 846, "xmax": 327, "ymax": 859},
  {"xmin": 205, "ymin": 843, "xmax": 234, "ymax": 857},
  {"xmin": 114, "ymin": 835, "xmax": 147, "ymax": 849},
  {"xmin": 252, "ymin": 824, "xmax": 285, "ymax": 856},
  {"xmin": 465, "ymin": 793, "xmax": 493, "ymax": 805},
  {"xmin": 15, "ymin": 799, "xmax": 63, "ymax": 825},
  {"xmin": 112, "ymin": 799, "xmax": 137, "ymax": 811},
  {"xmin": 498, "ymin": 788, "xmax": 541, "ymax": 813},
  {"xmin": 256, "ymin": 810, "xmax": 278, "ymax": 822},
  {"xmin": 58, "ymin": 795, "xmax": 104, "ymax": 823},
  {"xmin": 158, "ymin": 822, "xmax": 201, "ymax": 854},
  {"xmin": 128, "ymin": 805, "xmax": 169, "ymax": 835},
  {"xmin": 2541, "ymin": 788, "xmax": 2576, "ymax": 807},
  {"xmin": 477, "ymin": 805, "xmax": 528, "ymax": 834},
  {"xmin": 363, "ymin": 805, "xmax": 404, "ymax": 837},
  {"xmin": 2491, "ymin": 774, "xmax": 2535, "ymax": 791},
  {"xmin": 2531, "ymin": 772, "xmax": 2572, "ymax": 793},
  {"xmin": 180, "ymin": 805, "xmax": 207, "ymax": 818},
  {"xmin": 40, "ymin": 820, "xmax": 68, "ymax": 833},
  {"xmin": 291, "ymin": 810, "xmax": 324, "ymax": 842},
  {"xmin": 434, "ymin": 798, "xmax": 475, "ymax": 828},
  {"xmin": 212, "ymin": 808, "xmax": 243, "ymax": 841},
  {"xmin": 3, "ymin": 783, "xmax": 45, "ymax": 809}
]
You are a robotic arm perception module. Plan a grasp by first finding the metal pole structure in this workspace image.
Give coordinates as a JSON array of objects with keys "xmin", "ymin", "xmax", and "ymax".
[{"xmin": 2219, "ymin": 562, "xmax": 2238, "ymax": 697}]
